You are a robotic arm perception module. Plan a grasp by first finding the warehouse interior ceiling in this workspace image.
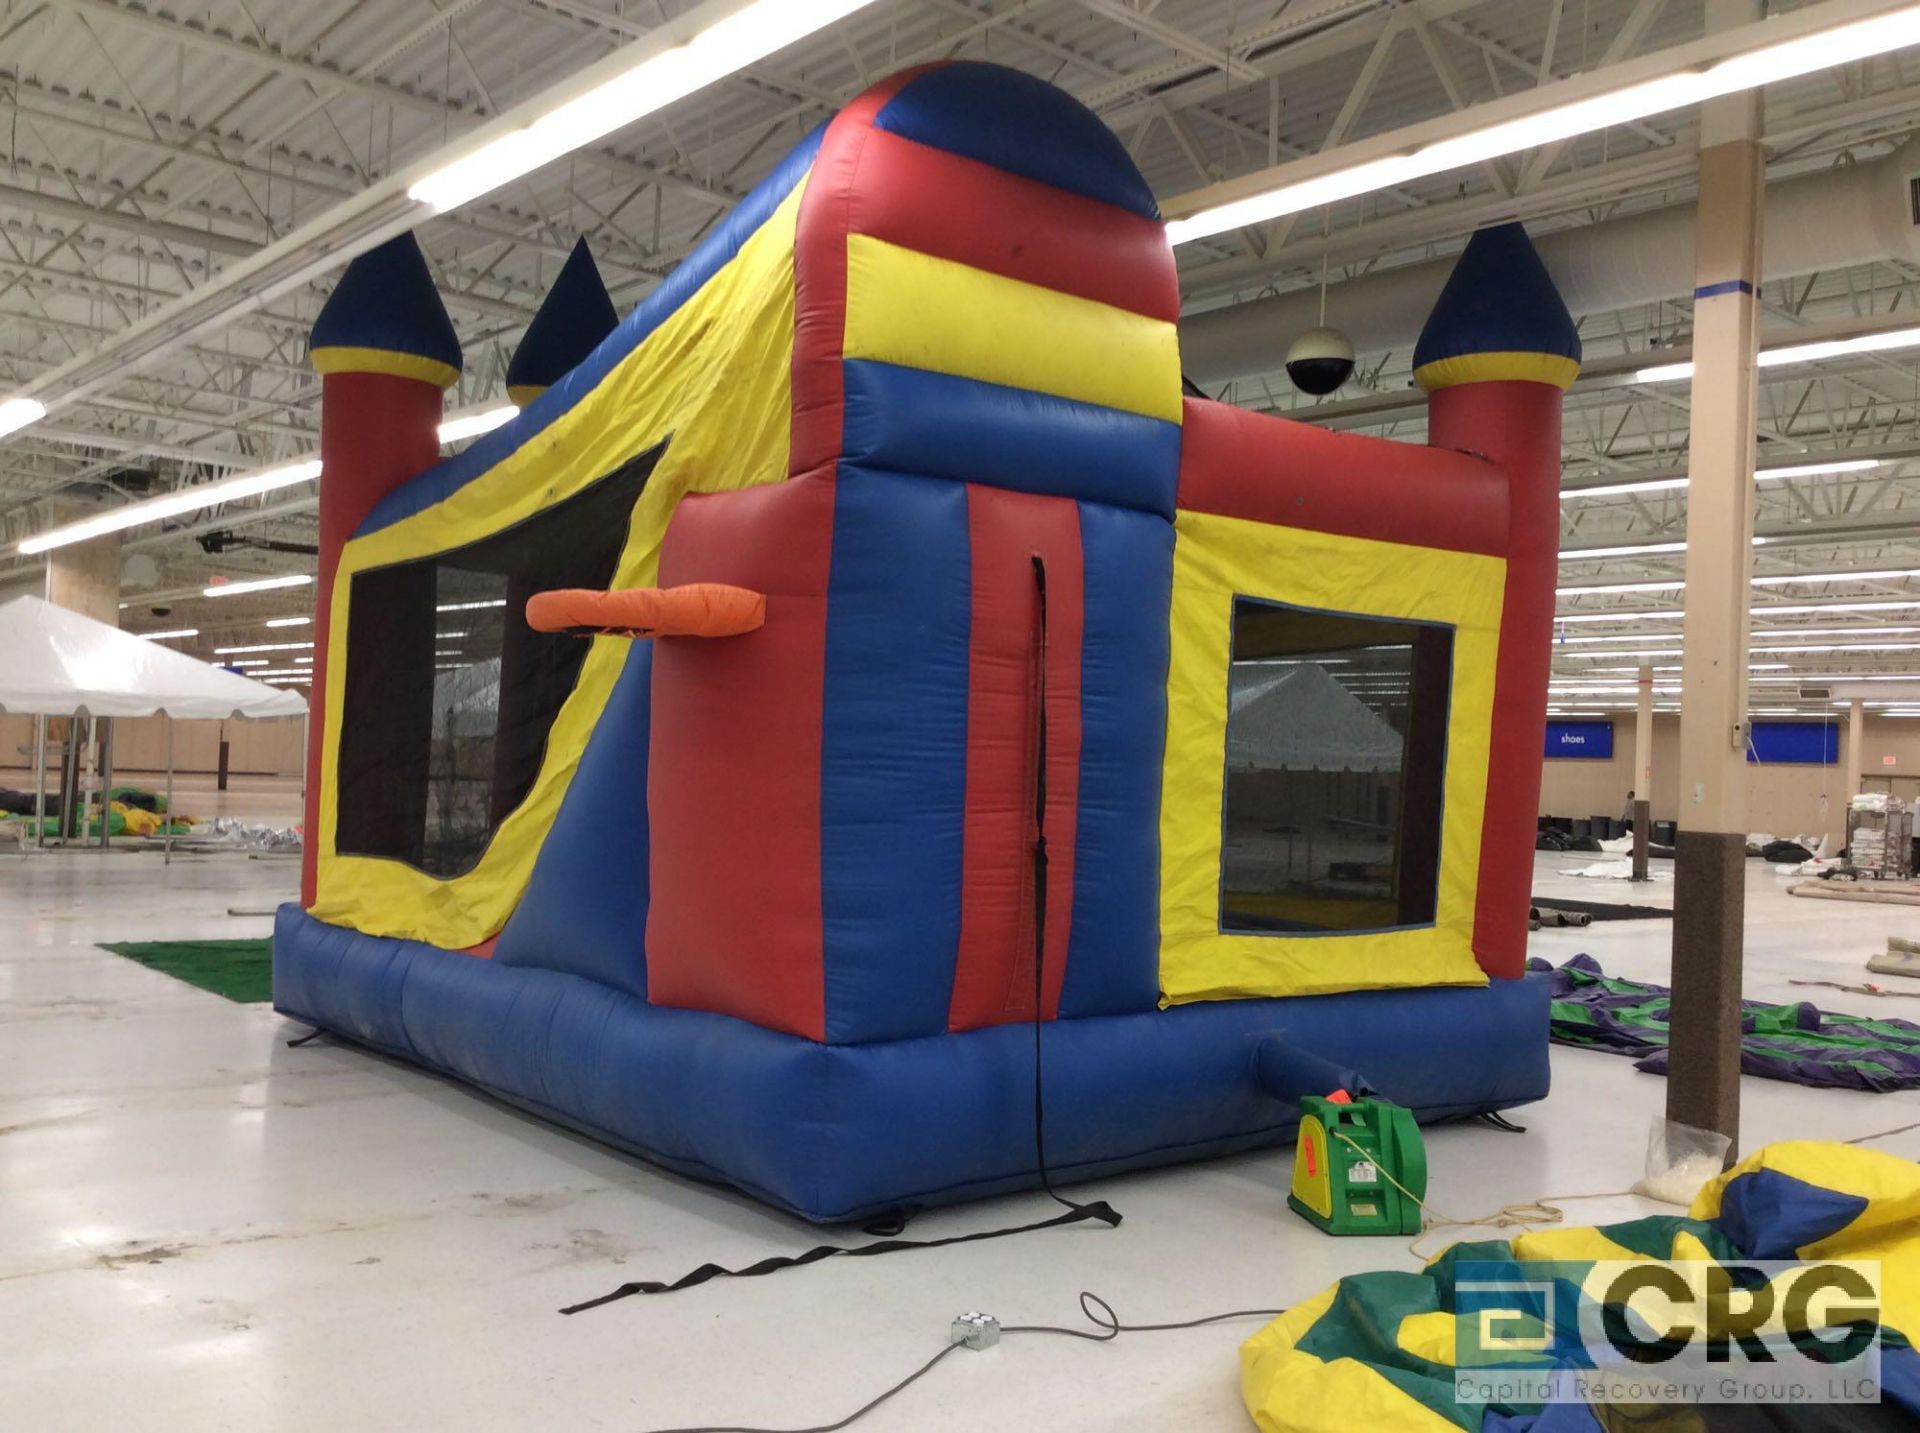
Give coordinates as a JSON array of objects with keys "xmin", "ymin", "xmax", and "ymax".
[{"xmin": 4, "ymin": 0, "xmax": 1920, "ymax": 714}]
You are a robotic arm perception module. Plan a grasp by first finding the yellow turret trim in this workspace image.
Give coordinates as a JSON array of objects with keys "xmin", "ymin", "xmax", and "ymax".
[
  {"xmin": 1413, "ymin": 350, "xmax": 1579, "ymax": 394},
  {"xmin": 311, "ymin": 345, "xmax": 461, "ymax": 389}
]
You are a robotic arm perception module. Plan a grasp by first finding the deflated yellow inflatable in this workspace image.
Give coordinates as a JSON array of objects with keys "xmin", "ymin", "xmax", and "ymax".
[{"xmin": 1241, "ymin": 1141, "xmax": 1920, "ymax": 1431}]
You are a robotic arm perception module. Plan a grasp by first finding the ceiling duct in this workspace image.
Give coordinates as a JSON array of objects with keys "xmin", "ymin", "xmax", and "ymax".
[{"xmin": 1179, "ymin": 142, "xmax": 1920, "ymax": 387}]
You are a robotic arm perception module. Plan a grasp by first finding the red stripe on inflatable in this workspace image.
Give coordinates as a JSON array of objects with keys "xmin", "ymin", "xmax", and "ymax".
[
  {"xmin": 948, "ymin": 487, "xmax": 1083, "ymax": 1032},
  {"xmin": 1175, "ymin": 398, "xmax": 1509, "ymax": 557},
  {"xmin": 645, "ymin": 475, "xmax": 835, "ymax": 1040},
  {"xmin": 1429, "ymin": 381, "xmax": 1562, "ymax": 981},
  {"xmin": 302, "ymin": 371, "xmax": 445, "ymax": 908},
  {"xmin": 789, "ymin": 68, "xmax": 929, "ymax": 482},
  {"xmin": 846, "ymin": 129, "xmax": 1178, "ymax": 322},
  {"xmin": 456, "ymin": 936, "xmax": 497, "ymax": 959}
]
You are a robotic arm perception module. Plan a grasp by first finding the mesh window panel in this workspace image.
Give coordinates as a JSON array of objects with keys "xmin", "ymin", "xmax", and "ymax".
[
  {"xmin": 335, "ymin": 442, "xmax": 663, "ymax": 878},
  {"xmin": 1219, "ymin": 597, "xmax": 1452, "ymax": 934}
]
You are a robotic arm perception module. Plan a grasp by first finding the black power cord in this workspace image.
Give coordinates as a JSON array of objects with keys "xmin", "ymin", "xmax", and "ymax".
[{"xmin": 641, "ymin": 1292, "xmax": 1288, "ymax": 1433}]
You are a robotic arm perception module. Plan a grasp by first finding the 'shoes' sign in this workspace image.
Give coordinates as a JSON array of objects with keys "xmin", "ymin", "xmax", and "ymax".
[
  {"xmin": 1545, "ymin": 720, "xmax": 1613, "ymax": 759},
  {"xmin": 1454, "ymin": 1259, "xmax": 1882, "ymax": 1407}
]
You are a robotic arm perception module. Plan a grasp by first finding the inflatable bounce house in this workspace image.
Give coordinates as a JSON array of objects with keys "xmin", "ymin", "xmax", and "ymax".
[{"xmin": 275, "ymin": 62, "xmax": 1578, "ymax": 1223}]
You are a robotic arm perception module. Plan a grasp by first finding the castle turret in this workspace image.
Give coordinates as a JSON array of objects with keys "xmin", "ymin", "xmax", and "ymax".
[
  {"xmin": 505, "ymin": 238, "xmax": 619, "ymax": 408},
  {"xmin": 301, "ymin": 234, "xmax": 461, "ymax": 906},
  {"xmin": 1415, "ymin": 222, "xmax": 1580, "ymax": 978}
]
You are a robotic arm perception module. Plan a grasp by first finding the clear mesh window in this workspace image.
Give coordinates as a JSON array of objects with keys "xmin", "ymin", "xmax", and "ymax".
[
  {"xmin": 1220, "ymin": 597, "xmax": 1452, "ymax": 935},
  {"xmin": 335, "ymin": 444, "xmax": 661, "ymax": 878}
]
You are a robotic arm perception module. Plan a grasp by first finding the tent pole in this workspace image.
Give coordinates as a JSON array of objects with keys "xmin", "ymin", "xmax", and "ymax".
[
  {"xmin": 98, "ymin": 717, "xmax": 114, "ymax": 850},
  {"xmin": 164, "ymin": 718, "xmax": 174, "ymax": 868},
  {"xmin": 59, "ymin": 717, "xmax": 80, "ymax": 845},
  {"xmin": 31, "ymin": 713, "xmax": 46, "ymax": 851}
]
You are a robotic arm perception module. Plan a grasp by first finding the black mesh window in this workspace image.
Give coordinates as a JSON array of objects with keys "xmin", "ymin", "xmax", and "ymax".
[
  {"xmin": 1220, "ymin": 597, "xmax": 1452, "ymax": 935},
  {"xmin": 335, "ymin": 443, "xmax": 662, "ymax": 878}
]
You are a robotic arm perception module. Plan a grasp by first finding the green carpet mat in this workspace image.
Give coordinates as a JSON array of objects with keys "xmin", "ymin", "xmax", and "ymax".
[{"xmin": 101, "ymin": 939, "xmax": 273, "ymax": 1003}]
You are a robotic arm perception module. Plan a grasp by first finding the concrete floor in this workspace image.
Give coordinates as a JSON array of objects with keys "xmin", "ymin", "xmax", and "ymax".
[{"xmin": 2, "ymin": 817, "xmax": 1917, "ymax": 1432}]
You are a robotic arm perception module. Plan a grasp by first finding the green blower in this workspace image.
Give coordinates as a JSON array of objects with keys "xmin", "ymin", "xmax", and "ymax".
[{"xmin": 1288, "ymin": 1090, "xmax": 1427, "ymax": 1236}]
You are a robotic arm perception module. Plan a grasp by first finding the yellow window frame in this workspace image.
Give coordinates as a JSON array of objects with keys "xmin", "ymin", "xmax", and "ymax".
[{"xmin": 1159, "ymin": 508, "xmax": 1505, "ymax": 1004}]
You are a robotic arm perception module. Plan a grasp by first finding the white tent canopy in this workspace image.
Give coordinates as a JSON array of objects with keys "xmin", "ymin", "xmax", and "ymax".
[
  {"xmin": 1227, "ymin": 661, "xmax": 1403, "ymax": 774},
  {"xmin": 0, "ymin": 595, "xmax": 307, "ymax": 719}
]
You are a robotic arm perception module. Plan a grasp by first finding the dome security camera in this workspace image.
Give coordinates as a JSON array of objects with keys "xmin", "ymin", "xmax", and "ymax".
[{"xmin": 1285, "ymin": 326, "xmax": 1355, "ymax": 396}]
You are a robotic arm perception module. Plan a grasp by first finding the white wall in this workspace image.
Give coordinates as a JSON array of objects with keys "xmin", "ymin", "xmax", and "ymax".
[
  {"xmin": 1537, "ymin": 712, "xmax": 1920, "ymax": 845},
  {"xmin": 0, "ymin": 714, "xmax": 305, "ymax": 779}
]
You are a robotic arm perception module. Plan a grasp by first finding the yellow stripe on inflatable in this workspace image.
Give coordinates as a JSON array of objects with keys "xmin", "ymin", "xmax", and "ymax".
[
  {"xmin": 309, "ymin": 180, "xmax": 808, "ymax": 949},
  {"xmin": 1157, "ymin": 510, "xmax": 1500, "ymax": 1004},
  {"xmin": 1242, "ymin": 1288, "xmax": 1459, "ymax": 1433},
  {"xmin": 1413, "ymin": 350, "xmax": 1580, "ymax": 393},
  {"xmin": 310, "ymin": 345, "xmax": 461, "ymax": 389},
  {"xmin": 506, "ymin": 383, "xmax": 547, "ymax": 408},
  {"xmin": 842, "ymin": 233, "xmax": 1182, "ymax": 424}
]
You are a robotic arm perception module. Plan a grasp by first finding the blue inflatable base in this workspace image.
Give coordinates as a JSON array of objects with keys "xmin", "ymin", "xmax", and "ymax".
[{"xmin": 273, "ymin": 906, "xmax": 1551, "ymax": 1224}]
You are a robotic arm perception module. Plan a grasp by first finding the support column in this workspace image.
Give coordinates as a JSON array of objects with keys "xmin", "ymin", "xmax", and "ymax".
[
  {"xmin": 1668, "ymin": 23, "xmax": 1764, "ymax": 1154},
  {"xmin": 1848, "ymin": 698, "xmax": 1865, "ymax": 803},
  {"xmin": 1847, "ymin": 698, "xmax": 1865, "ymax": 855},
  {"xmin": 43, "ymin": 526, "xmax": 121, "ymax": 624},
  {"xmin": 1632, "ymin": 664, "xmax": 1654, "ymax": 881}
]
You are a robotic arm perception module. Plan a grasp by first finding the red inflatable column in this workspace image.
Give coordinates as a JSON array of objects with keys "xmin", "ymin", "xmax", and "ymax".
[
  {"xmin": 301, "ymin": 234, "xmax": 461, "ymax": 907},
  {"xmin": 1413, "ymin": 224, "xmax": 1580, "ymax": 979}
]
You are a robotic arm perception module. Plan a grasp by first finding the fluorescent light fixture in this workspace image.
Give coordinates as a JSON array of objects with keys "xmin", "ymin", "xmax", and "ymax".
[
  {"xmin": 252, "ymin": 667, "xmax": 309, "ymax": 677},
  {"xmin": 1752, "ymin": 567, "xmax": 1920, "ymax": 586},
  {"xmin": 1559, "ymin": 541, "xmax": 1688, "ymax": 561},
  {"xmin": 1748, "ymin": 626, "xmax": 1920, "ymax": 639},
  {"xmin": 1758, "ymin": 459, "xmax": 1882, "ymax": 480},
  {"xmin": 136, "ymin": 628, "xmax": 198, "ymax": 641},
  {"xmin": 1637, "ymin": 329, "xmax": 1920, "ymax": 384},
  {"xmin": 437, "ymin": 406, "xmax": 517, "ymax": 445},
  {"xmin": 295, "ymin": 656, "xmax": 313, "ymax": 664},
  {"xmin": 19, "ymin": 404, "xmax": 523, "ymax": 556},
  {"xmin": 224, "ymin": 658, "xmax": 268, "ymax": 668},
  {"xmin": 1635, "ymin": 361, "xmax": 1697, "ymax": 384},
  {"xmin": 204, "ymin": 573, "xmax": 313, "ymax": 598},
  {"xmin": 19, "ymin": 458, "xmax": 323, "ymax": 556},
  {"xmin": 214, "ymin": 640, "xmax": 315, "ymax": 655},
  {"xmin": 409, "ymin": 0, "xmax": 883, "ymax": 213},
  {"xmin": 1751, "ymin": 642, "xmax": 1920, "ymax": 654},
  {"xmin": 1557, "ymin": 580, "xmax": 1686, "ymax": 596},
  {"xmin": 1554, "ymin": 609, "xmax": 1685, "ymax": 624},
  {"xmin": 1753, "ymin": 600, "xmax": 1920, "ymax": 615},
  {"xmin": 264, "ymin": 616, "xmax": 310, "ymax": 628},
  {"xmin": 1563, "ymin": 477, "xmax": 1689, "ymax": 500},
  {"xmin": 0, "ymin": 396, "xmax": 46, "ymax": 439},
  {"xmin": 437, "ymin": 630, "xmax": 470, "ymax": 640},
  {"xmin": 436, "ymin": 598, "xmax": 508, "ymax": 613},
  {"xmin": 1555, "ymin": 632, "xmax": 1682, "ymax": 644},
  {"xmin": 1761, "ymin": 326, "xmax": 1920, "ymax": 368},
  {"xmin": 1163, "ymin": 0, "xmax": 1920, "ymax": 243},
  {"xmin": 1561, "ymin": 624, "xmax": 1920, "ymax": 642},
  {"xmin": 1558, "ymin": 537, "xmax": 1764, "ymax": 562},
  {"xmin": 1563, "ymin": 459, "xmax": 1882, "ymax": 500}
]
